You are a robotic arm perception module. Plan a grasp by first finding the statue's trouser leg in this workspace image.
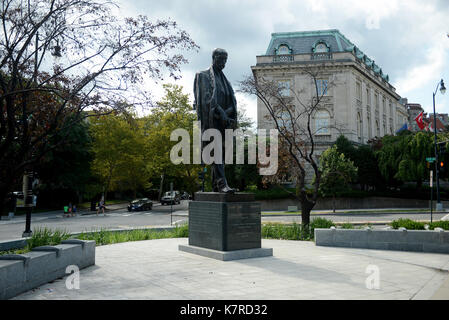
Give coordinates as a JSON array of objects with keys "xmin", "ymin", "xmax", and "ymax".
[{"xmin": 211, "ymin": 134, "xmax": 228, "ymax": 190}]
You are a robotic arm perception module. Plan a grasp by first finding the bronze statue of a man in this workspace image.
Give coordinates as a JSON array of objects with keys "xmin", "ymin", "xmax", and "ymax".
[{"xmin": 193, "ymin": 48, "xmax": 237, "ymax": 193}]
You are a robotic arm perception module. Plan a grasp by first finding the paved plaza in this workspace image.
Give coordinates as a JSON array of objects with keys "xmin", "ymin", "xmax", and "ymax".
[{"xmin": 12, "ymin": 238, "xmax": 449, "ymax": 300}]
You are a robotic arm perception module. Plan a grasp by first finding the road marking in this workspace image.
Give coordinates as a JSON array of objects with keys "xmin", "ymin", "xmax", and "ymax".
[
  {"xmin": 171, "ymin": 219, "xmax": 185, "ymax": 225},
  {"xmin": 442, "ymin": 213, "xmax": 449, "ymax": 221}
]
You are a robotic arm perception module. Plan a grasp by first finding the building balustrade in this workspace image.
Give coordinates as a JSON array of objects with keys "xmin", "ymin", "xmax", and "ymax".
[
  {"xmin": 311, "ymin": 52, "xmax": 333, "ymax": 61},
  {"xmin": 273, "ymin": 55, "xmax": 294, "ymax": 62}
]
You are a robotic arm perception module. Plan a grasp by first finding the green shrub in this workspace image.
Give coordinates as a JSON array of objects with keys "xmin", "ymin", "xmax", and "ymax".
[
  {"xmin": 428, "ymin": 221, "xmax": 449, "ymax": 230},
  {"xmin": 309, "ymin": 217, "xmax": 335, "ymax": 232},
  {"xmin": 340, "ymin": 223, "xmax": 354, "ymax": 229},
  {"xmin": 262, "ymin": 222, "xmax": 311, "ymax": 240},
  {"xmin": 26, "ymin": 227, "xmax": 71, "ymax": 250},
  {"xmin": 75, "ymin": 224, "xmax": 189, "ymax": 246},
  {"xmin": 390, "ymin": 218, "xmax": 426, "ymax": 230}
]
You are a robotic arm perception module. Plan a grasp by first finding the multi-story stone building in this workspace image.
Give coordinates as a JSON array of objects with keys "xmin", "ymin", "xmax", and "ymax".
[{"xmin": 252, "ymin": 29, "xmax": 408, "ymax": 151}]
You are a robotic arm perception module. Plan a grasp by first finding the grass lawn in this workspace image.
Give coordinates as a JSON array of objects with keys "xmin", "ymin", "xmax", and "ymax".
[{"xmin": 262, "ymin": 208, "xmax": 431, "ymax": 215}]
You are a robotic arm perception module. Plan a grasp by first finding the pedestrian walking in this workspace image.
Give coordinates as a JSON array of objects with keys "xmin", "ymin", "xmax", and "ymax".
[
  {"xmin": 97, "ymin": 199, "xmax": 105, "ymax": 216},
  {"xmin": 63, "ymin": 205, "xmax": 69, "ymax": 218},
  {"xmin": 72, "ymin": 204, "xmax": 77, "ymax": 217}
]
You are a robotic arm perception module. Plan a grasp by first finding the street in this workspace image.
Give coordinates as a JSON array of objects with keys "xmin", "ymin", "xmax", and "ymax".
[{"xmin": 0, "ymin": 200, "xmax": 447, "ymax": 241}]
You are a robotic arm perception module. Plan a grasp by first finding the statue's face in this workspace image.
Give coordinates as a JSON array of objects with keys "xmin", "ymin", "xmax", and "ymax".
[{"xmin": 213, "ymin": 53, "xmax": 227, "ymax": 71}]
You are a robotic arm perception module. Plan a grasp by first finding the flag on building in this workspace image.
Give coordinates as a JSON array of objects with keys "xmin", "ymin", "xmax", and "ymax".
[
  {"xmin": 396, "ymin": 123, "xmax": 408, "ymax": 134},
  {"xmin": 415, "ymin": 111, "xmax": 425, "ymax": 130}
]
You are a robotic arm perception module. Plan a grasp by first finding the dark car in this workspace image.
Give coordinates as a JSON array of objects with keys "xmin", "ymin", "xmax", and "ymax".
[
  {"xmin": 127, "ymin": 198, "xmax": 153, "ymax": 211},
  {"xmin": 160, "ymin": 191, "xmax": 181, "ymax": 205}
]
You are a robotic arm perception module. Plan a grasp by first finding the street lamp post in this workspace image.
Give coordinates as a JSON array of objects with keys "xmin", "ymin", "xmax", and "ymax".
[
  {"xmin": 22, "ymin": 29, "xmax": 62, "ymax": 237},
  {"xmin": 433, "ymin": 79, "xmax": 446, "ymax": 212}
]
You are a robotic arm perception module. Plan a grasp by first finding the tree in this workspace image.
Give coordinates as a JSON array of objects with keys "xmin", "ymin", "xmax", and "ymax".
[
  {"xmin": 376, "ymin": 131, "xmax": 433, "ymax": 188},
  {"xmin": 35, "ymin": 113, "xmax": 94, "ymax": 207},
  {"xmin": 334, "ymin": 135, "xmax": 383, "ymax": 191},
  {"xmin": 143, "ymin": 84, "xmax": 201, "ymax": 198},
  {"xmin": 90, "ymin": 111, "xmax": 148, "ymax": 201},
  {"xmin": 0, "ymin": 0, "xmax": 197, "ymax": 215},
  {"xmin": 240, "ymin": 68, "xmax": 341, "ymax": 228},
  {"xmin": 318, "ymin": 145, "xmax": 357, "ymax": 212}
]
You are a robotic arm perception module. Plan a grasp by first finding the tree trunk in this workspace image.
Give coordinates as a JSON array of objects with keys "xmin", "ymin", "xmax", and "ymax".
[{"xmin": 300, "ymin": 197, "xmax": 314, "ymax": 228}]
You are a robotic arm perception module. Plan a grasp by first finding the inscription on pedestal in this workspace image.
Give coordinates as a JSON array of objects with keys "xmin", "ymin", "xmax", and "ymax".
[{"xmin": 189, "ymin": 193, "xmax": 261, "ymax": 251}]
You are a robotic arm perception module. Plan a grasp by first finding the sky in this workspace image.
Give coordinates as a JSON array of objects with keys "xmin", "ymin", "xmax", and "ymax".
[{"xmin": 116, "ymin": 0, "xmax": 449, "ymax": 124}]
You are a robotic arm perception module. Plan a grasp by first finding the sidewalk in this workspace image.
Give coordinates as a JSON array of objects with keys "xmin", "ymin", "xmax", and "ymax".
[
  {"xmin": 12, "ymin": 238, "xmax": 449, "ymax": 300},
  {"xmin": 0, "ymin": 202, "xmax": 130, "ymax": 224}
]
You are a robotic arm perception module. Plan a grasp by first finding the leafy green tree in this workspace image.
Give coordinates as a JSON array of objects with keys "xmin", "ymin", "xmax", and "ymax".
[
  {"xmin": 0, "ymin": 0, "xmax": 197, "ymax": 216},
  {"xmin": 143, "ymin": 84, "xmax": 201, "ymax": 198},
  {"xmin": 35, "ymin": 114, "xmax": 95, "ymax": 207},
  {"xmin": 377, "ymin": 132, "xmax": 433, "ymax": 189},
  {"xmin": 319, "ymin": 146, "xmax": 357, "ymax": 212},
  {"xmin": 90, "ymin": 111, "xmax": 148, "ymax": 201},
  {"xmin": 335, "ymin": 135, "xmax": 383, "ymax": 190}
]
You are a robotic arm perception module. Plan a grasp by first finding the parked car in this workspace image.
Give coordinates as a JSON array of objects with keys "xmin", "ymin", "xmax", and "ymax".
[
  {"xmin": 160, "ymin": 191, "xmax": 181, "ymax": 205},
  {"xmin": 127, "ymin": 198, "xmax": 153, "ymax": 211}
]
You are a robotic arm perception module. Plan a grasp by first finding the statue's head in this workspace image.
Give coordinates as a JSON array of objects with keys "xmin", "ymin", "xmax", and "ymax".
[{"xmin": 212, "ymin": 48, "xmax": 228, "ymax": 71}]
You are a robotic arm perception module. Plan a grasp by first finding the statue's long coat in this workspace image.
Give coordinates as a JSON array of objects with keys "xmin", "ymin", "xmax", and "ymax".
[{"xmin": 193, "ymin": 67, "xmax": 237, "ymax": 133}]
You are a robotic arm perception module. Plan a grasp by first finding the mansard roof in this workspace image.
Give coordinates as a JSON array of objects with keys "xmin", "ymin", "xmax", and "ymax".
[
  {"xmin": 265, "ymin": 29, "xmax": 354, "ymax": 55},
  {"xmin": 265, "ymin": 29, "xmax": 389, "ymax": 82}
]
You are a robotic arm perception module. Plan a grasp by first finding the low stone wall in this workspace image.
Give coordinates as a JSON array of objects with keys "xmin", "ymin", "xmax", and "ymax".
[
  {"xmin": 259, "ymin": 197, "xmax": 444, "ymax": 211},
  {"xmin": 314, "ymin": 228, "xmax": 449, "ymax": 254},
  {"xmin": 0, "ymin": 239, "xmax": 95, "ymax": 300}
]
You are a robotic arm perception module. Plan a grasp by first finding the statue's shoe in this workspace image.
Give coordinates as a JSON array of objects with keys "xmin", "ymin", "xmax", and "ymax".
[{"xmin": 218, "ymin": 185, "xmax": 235, "ymax": 194}]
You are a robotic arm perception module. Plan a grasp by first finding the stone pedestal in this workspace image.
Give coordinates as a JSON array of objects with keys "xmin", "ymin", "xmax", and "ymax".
[{"xmin": 179, "ymin": 192, "xmax": 273, "ymax": 261}]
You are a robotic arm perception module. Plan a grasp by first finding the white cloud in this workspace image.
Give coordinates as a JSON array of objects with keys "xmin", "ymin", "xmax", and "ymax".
[
  {"xmin": 395, "ymin": 41, "xmax": 448, "ymax": 95},
  {"xmin": 113, "ymin": 0, "xmax": 449, "ymax": 121}
]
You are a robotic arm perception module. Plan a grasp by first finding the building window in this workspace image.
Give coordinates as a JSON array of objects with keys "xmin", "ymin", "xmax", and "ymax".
[
  {"xmin": 389, "ymin": 100, "xmax": 393, "ymax": 117},
  {"xmin": 367, "ymin": 114, "xmax": 372, "ymax": 139},
  {"xmin": 376, "ymin": 119, "xmax": 380, "ymax": 137},
  {"xmin": 356, "ymin": 82, "xmax": 362, "ymax": 102},
  {"xmin": 277, "ymin": 44, "xmax": 290, "ymax": 55},
  {"xmin": 366, "ymin": 88, "xmax": 370, "ymax": 105},
  {"xmin": 315, "ymin": 43, "xmax": 329, "ymax": 53},
  {"xmin": 278, "ymin": 109, "xmax": 293, "ymax": 130},
  {"xmin": 382, "ymin": 97, "xmax": 386, "ymax": 115},
  {"xmin": 357, "ymin": 112, "xmax": 363, "ymax": 141},
  {"xmin": 315, "ymin": 110, "xmax": 330, "ymax": 134},
  {"xmin": 316, "ymin": 79, "xmax": 328, "ymax": 96},
  {"xmin": 278, "ymin": 80, "xmax": 290, "ymax": 97},
  {"xmin": 375, "ymin": 93, "xmax": 379, "ymax": 111}
]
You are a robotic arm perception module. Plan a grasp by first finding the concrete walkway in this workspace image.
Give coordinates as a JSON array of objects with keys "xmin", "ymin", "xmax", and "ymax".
[{"xmin": 12, "ymin": 238, "xmax": 449, "ymax": 300}]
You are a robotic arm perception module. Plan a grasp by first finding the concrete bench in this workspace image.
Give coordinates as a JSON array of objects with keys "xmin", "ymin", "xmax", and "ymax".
[
  {"xmin": 0, "ymin": 239, "xmax": 95, "ymax": 300},
  {"xmin": 314, "ymin": 228, "xmax": 449, "ymax": 254}
]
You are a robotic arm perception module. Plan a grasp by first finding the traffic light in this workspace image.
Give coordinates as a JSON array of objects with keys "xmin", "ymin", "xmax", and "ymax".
[{"xmin": 441, "ymin": 161, "xmax": 444, "ymax": 168}]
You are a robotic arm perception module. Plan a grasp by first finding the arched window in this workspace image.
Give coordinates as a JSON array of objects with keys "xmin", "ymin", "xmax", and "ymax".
[
  {"xmin": 315, "ymin": 110, "xmax": 330, "ymax": 134},
  {"xmin": 277, "ymin": 44, "xmax": 290, "ymax": 55},
  {"xmin": 313, "ymin": 41, "xmax": 329, "ymax": 53}
]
